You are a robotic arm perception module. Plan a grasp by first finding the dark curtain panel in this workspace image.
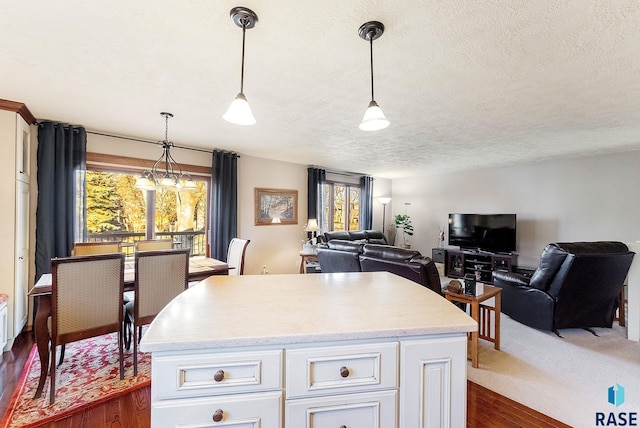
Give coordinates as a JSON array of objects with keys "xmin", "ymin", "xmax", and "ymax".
[
  {"xmin": 35, "ymin": 122, "xmax": 87, "ymax": 282},
  {"xmin": 360, "ymin": 176, "xmax": 373, "ymax": 230},
  {"xmin": 307, "ymin": 167, "xmax": 326, "ymax": 229},
  {"xmin": 210, "ymin": 150, "xmax": 238, "ymax": 261}
]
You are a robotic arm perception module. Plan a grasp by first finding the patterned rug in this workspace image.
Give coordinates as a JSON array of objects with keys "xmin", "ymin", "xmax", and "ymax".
[{"xmin": 1, "ymin": 333, "xmax": 150, "ymax": 428}]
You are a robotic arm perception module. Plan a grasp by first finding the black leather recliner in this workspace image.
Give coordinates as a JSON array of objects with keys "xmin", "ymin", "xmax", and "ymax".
[
  {"xmin": 492, "ymin": 241, "xmax": 634, "ymax": 333},
  {"xmin": 317, "ymin": 240, "xmax": 442, "ymax": 295},
  {"xmin": 317, "ymin": 240, "xmax": 364, "ymax": 273}
]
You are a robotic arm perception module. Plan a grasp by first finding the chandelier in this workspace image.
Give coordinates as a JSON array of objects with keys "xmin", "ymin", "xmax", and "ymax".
[{"xmin": 134, "ymin": 112, "xmax": 198, "ymax": 191}]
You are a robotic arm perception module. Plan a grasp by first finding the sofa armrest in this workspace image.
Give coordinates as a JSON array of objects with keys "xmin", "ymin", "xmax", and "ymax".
[{"xmin": 492, "ymin": 270, "xmax": 531, "ymax": 288}]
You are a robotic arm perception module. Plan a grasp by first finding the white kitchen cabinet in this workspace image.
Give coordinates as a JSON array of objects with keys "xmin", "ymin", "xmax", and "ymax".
[
  {"xmin": 0, "ymin": 101, "xmax": 34, "ymax": 351},
  {"xmin": 142, "ymin": 272, "xmax": 476, "ymax": 428},
  {"xmin": 152, "ymin": 391, "xmax": 283, "ymax": 427},
  {"xmin": 285, "ymin": 389, "xmax": 398, "ymax": 427}
]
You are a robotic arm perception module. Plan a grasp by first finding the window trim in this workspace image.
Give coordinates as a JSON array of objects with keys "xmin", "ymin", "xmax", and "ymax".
[
  {"xmin": 84, "ymin": 152, "xmax": 211, "ymax": 255},
  {"xmin": 325, "ymin": 180, "xmax": 361, "ymax": 232},
  {"xmin": 86, "ymin": 152, "xmax": 211, "ymax": 178}
]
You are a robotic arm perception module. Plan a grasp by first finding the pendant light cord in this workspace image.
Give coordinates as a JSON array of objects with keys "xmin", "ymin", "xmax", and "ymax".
[
  {"xmin": 240, "ymin": 18, "xmax": 247, "ymax": 94},
  {"xmin": 369, "ymin": 32, "xmax": 375, "ymax": 102}
]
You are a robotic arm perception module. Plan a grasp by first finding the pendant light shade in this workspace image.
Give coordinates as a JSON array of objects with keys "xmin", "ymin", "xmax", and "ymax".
[
  {"xmin": 358, "ymin": 21, "xmax": 389, "ymax": 131},
  {"xmin": 223, "ymin": 93, "xmax": 256, "ymax": 125},
  {"xmin": 360, "ymin": 100, "xmax": 389, "ymax": 131},
  {"xmin": 224, "ymin": 7, "xmax": 258, "ymax": 126}
]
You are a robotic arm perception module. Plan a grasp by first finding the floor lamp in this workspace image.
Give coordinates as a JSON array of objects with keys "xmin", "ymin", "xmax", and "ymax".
[{"xmin": 378, "ymin": 197, "xmax": 391, "ymax": 234}]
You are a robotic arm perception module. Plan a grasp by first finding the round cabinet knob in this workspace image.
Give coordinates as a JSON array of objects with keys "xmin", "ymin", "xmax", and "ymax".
[
  {"xmin": 339, "ymin": 366, "xmax": 350, "ymax": 378},
  {"xmin": 212, "ymin": 409, "xmax": 224, "ymax": 422},
  {"xmin": 213, "ymin": 370, "xmax": 225, "ymax": 382}
]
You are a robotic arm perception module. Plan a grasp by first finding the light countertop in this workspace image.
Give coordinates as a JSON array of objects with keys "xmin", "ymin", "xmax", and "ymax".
[{"xmin": 140, "ymin": 271, "xmax": 477, "ymax": 353}]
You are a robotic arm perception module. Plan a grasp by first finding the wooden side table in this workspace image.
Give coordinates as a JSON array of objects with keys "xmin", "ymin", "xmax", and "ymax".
[
  {"xmin": 445, "ymin": 284, "xmax": 502, "ymax": 368},
  {"xmin": 299, "ymin": 252, "xmax": 319, "ymax": 274}
]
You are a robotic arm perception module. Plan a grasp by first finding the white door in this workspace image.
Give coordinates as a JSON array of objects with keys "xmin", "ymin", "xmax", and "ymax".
[{"xmin": 14, "ymin": 179, "xmax": 29, "ymax": 336}]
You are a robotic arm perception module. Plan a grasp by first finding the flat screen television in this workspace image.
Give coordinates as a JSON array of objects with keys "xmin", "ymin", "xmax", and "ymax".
[{"xmin": 448, "ymin": 213, "xmax": 517, "ymax": 253}]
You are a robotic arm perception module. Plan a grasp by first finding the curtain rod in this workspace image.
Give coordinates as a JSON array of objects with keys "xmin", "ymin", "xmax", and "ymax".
[
  {"xmin": 87, "ymin": 130, "xmax": 215, "ymax": 154},
  {"xmin": 36, "ymin": 119, "xmax": 235, "ymax": 155},
  {"xmin": 309, "ymin": 165, "xmax": 368, "ymax": 177}
]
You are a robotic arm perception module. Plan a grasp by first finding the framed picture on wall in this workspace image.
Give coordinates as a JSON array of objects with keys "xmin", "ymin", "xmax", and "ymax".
[{"xmin": 254, "ymin": 188, "xmax": 298, "ymax": 225}]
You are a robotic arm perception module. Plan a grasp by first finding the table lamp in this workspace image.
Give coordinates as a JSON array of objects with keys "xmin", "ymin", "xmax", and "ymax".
[{"xmin": 304, "ymin": 219, "xmax": 320, "ymax": 245}]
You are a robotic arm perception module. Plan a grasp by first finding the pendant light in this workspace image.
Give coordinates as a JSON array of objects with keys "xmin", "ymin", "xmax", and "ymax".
[
  {"xmin": 358, "ymin": 21, "xmax": 390, "ymax": 131},
  {"xmin": 134, "ymin": 112, "xmax": 199, "ymax": 191},
  {"xmin": 223, "ymin": 7, "xmax": 258, "ymax": 126}
]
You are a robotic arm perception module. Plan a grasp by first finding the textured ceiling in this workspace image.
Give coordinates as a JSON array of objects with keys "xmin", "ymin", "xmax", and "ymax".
[{"xmin": 2, "ymin": 1, "xmax": 640, "ymax": 178}]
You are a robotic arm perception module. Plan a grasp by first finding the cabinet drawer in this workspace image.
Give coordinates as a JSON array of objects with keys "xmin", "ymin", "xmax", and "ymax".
[
  {"xmin": 286, "ymin": 342, "xmax": 398, "ymax": 398},
  {"xmin": 152, "ymin": 391, "xmax": 282, "ymax": 428},
  {"xmin": 152, "ymin": 349, "xmax": 283, "ymax": 400},
  {"xmin": 285, "ymin": 390, "xmax": 397, "ymax": 428}
]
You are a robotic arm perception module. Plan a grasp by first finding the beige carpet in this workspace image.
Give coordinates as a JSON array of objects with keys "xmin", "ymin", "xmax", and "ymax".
[{"xmin": 467, "ymin": 315, "xmax": 640, "ymax": 427}]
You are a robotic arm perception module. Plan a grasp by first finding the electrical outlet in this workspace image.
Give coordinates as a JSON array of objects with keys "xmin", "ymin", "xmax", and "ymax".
[{"xmin": 262, "ymin": 265, "xmax": 268, "ymax": 275}]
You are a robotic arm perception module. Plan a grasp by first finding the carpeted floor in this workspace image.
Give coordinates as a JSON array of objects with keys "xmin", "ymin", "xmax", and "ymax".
[
  {"xmin": 1, "ymin": 333, "xmax": 150, "ymax": 428},
  {"xmin": 467, "ymin": 314, "xmax": 640, "ymax": 427}
]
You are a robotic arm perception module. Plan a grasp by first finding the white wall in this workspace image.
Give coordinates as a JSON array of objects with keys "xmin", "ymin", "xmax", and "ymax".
[
  {"xmin": 392, "ymin": 150, "xmax": 640, "ymax": 268},
  {"xmin": 237, "ymin": 155, "xmax": 308, "ymax": 274}
]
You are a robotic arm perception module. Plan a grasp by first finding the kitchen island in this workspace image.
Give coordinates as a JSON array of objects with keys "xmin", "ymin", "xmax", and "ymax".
[{"xmin": 141, "ymin": 271, "xmax": 476, "ymax": 427}]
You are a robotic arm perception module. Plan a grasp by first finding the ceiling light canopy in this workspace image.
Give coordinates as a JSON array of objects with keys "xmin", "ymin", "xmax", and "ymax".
[
  {"xmin": 358, "ymin": 21, "xmax": 390, "ymax": 132},
  {"xmin": 134, "ymin": 112, "xmax": 198, "ymax": 191},
  {"xmin": 223, "ymin": 6, "xmax": 258, "ymax": 126}
]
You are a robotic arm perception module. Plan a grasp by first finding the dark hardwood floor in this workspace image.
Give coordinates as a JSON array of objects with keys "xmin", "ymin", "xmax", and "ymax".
[{"xmin": 1, "ymin": 331, "xmax": 570, "ymax": 428}]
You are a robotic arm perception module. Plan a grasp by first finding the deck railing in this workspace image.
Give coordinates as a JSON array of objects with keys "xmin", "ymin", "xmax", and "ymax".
[{"xmin": 87, "ymin": 231, "xmax": 207, "ymax": 257}]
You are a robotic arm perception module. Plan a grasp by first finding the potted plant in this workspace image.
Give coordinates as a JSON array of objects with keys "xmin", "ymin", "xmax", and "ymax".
[{"xmin": 394, "ymin": 214, "xmax": 414, "ymax": 248}]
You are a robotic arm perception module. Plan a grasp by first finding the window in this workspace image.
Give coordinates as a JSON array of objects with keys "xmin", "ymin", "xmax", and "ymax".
[
  {"xmin": 84, "ymin": 161, "xmax": 209, "ymax": 256},
  {"xmin": 323, "ymin": 181, "xmax": 360, "ymax": 232}
]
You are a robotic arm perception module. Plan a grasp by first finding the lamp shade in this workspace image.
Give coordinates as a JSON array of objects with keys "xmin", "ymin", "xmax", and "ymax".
[
  {"xmin": 378, "ymin": 197, "xmax": 392, "ymax": 205},
  {"xmin": 304, "ymin": 219, "xmax": 320, "ymax": 232},
  {"xmin": 359, "ymin": 100, "xmax": 390, "ymax": 131},
  {"xmin": 223, "ymin": 93, "xmax": 256, "ymax": 125},
  {"xmin": 134, "ymin": 175, "xmax": 156, "ymax": 191}
]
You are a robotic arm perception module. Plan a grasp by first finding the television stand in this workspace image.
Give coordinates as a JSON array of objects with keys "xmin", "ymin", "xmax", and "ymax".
[{"xmin": 446, "ymin": 249, "xmax": 517, "ymax": 284}]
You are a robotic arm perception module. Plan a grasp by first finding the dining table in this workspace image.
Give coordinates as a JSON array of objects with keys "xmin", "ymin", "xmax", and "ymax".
[{"xmin": 28, "ymin": 256, "xmax": 229, "ymax": 399}]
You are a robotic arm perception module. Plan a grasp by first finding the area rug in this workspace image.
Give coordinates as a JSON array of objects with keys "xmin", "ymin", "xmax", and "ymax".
[
  {"xmin": 467, "ymin": 315, "xmax": 640, "ymax": 427},
  {"xmin": 1, "ymin": 333, "xmax": 150, "ymax": 428}
]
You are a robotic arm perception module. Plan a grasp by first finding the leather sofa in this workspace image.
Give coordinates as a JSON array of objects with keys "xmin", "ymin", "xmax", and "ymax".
[
  {"xmin": 317, "ymin": 240, "xmax": 442, "ymax": 295},
  {"xmin": 492, "ymin": 241, "xmax": 634, "ymax": 333},
  {"xmin": 320, "ymin": 230, "xmax": 388, "ymax": 245}
]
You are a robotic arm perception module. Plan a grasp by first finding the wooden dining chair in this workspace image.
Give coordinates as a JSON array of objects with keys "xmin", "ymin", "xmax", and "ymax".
[
  {"xmin": 56, "ymin": 241, "xmax": 122, "ymax": 366},
  {"xmin": 125, "ymin": 248, "xmax": 189, "ymax": 375},
  {"xmin": 72, "ymin": 241, "xmax": 121, "ymax": 256},
  {"xmin": 227, "ymin": 238, "xmax": 250, "ymax": 275},
  {"xmin": 49, "ymin": 252, "xmax": 125, "ymax": 404},
  {"xmin": 134, "ymin": 239, "xmax": 174, "ymax": 251}
]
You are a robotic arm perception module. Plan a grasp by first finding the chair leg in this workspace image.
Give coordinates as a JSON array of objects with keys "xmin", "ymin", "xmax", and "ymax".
[
  {"xmin": 57, "ymin": 344, "xmax": 65, "ymax": 367},
  {"xmin": 133, "ymin": 322, "xmax": 138, "ymax": 376},
  {"xmin": 123, "ymin": 316, "xmax": 131, "ymax": 351},
  {"xmin": 50, "ymin": 342, "xmax": 57, "ymax": 405},
  {"xmin": 118, "ymin": 329, "xmax": 124, "ymax": 380}
]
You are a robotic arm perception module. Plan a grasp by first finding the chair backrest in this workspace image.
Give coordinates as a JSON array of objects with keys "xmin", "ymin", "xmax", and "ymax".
[
  {"xmin": 51, "ymin": 253, "xmax": 125, "ymax": 342},
  {"xmin": 135, "ymin": 239, "xmax": 174, "ymax": 251},
  {"xmin": 134, "ymin": 249, "xmax": 190, "ymax": 325},
  {"xmin": 227, "ymin": 238, "xmax": 250, "ymax": 275},
  {"xmin": 72, "ymin": 241, "xmax": 121, "ymax": 256}
]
